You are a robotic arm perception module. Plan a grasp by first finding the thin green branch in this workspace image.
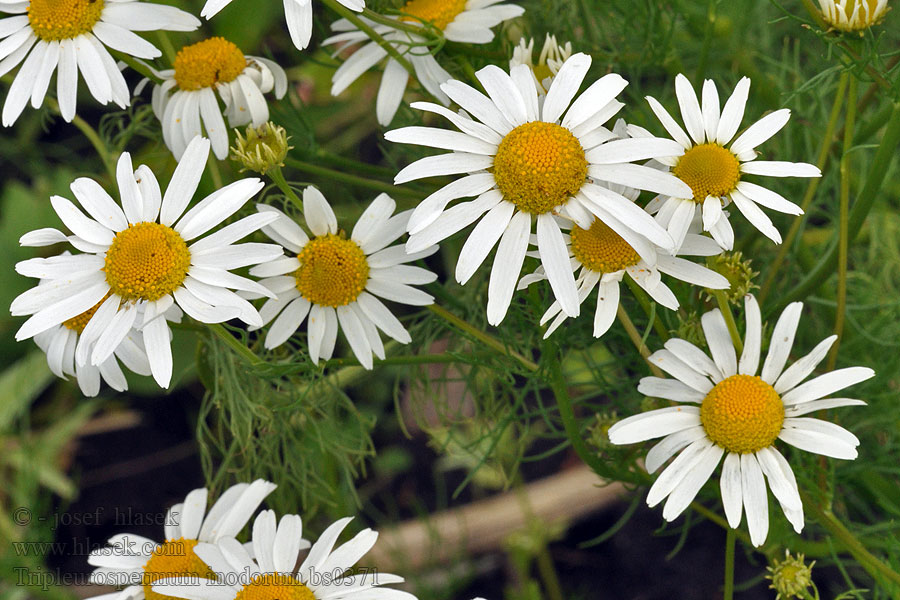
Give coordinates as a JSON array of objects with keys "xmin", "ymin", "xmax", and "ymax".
[
  {"xmin": 268, "ymin": 165, "xmax": 305, "ymax": 212},
  {"xmin": 284, "ymin": 156, "xmax": 429, "ymax": 199},
  {"xmin": 712, "ymin": 290, "xmax": 743, "ymax": 354},
  {"xmin": 322, "ymin": 0, "xmax": 417, "ymax": 77},
  {"xmin": 723, "ymin": 527, "xmax": 736, "ymax": 600},
  {"xmin": 828, "ymin": 75, "xmax": 857, "ymax": 371},
  {"xmin": 759, "ymin": 72, "xmax": 848, "ymax": 303},
  {"xmin": 616, "ymin": 305, "xmax": 665, "ymax": 378}
]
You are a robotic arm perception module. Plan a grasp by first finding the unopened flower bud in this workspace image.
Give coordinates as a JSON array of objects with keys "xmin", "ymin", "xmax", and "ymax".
[{"xmin": 230, "ymin": 122, "xmax": 291, "ymax": 175}]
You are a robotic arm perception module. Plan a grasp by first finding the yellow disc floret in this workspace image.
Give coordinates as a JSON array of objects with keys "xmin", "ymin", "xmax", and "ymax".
[
  {"xmin": 701, "ymin": 374, "xmax": 784, "ymax": 454},
  {"xmin": 27, "ymin": 0, "xmax": 104, "ymax": 42},
  {"xmin": 235, "ymin": 573, "xmax": 316, "ymax": 600},
  {"xmin": 399, "ymin": 0, "xmax": 468, "ymax": 29},
  {"xmin": 493, "ymin": 121, "xmax": 588, "ymax": 215},
  {"xmin": 294, "ymin": 234, "xmax": 369, "ymax": 307},
  {"xmin": 104, "ymin": 222, "xmax": 191, "ymax": 302},
  {"xmin": 672, "ymin": 143, "xmax": 741, "ymax": 202},
  {"xmin": 174, "ymin": 37, "xmax": 247, "ymax": 91},
  {"xmin": 63, "ymin": 292, "xmax": 112, "ymax": 334},
  {"xmin": 570, "ymin": 219, "xmax": 641, "ymax": 274},
  {"xmin": 142, "ymin": 538, "xmax": 217, "ymax": 600}
]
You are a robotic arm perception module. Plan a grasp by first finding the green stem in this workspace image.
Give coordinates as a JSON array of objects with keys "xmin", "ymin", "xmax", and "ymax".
[
  {"xmin": 616, "ymin": 305, "xmax": 665, "ymax": 378},
  {"xmin": 427, "ymin": 304, "xmax": 539, "ymax": 371},
  {"xmin": 361, "ymin": 7, "xmax": 429, "ymax": 34},
  {"xmin": 548, "ymin": 351, "xmax": 613, "ymax": 478},
  {"xmin": 759, "ymin": 71, "xmax": 848, "ymax": 304},
  {"xmin": 828, "ymin": 75, "xmax": 857, "ymax": 371},
  {"xmin": 536, "ymin": 547, "xmax": 565, "ymax": 600},
  {"xmin": 268, "ymin": 166, "xmax": 304, "ymax": 211},
  {"xmin": 156, "ymin": 31, "xmax": 177, "ymax": 64},
  {"xmin": 208, "ymin": 324, "xmax": 264, "ymax": 367},
  {"xmin": 113, "ymin": 52, "xmax": 163, "ymax": 85},
  {"xmin": 207, "ymin": 153, "xmax": 224, "ymax": 189},
  {"xmin": 801, "ymin": 489, "xmax": 900, "ymax": 588},
  {"xmin": 322, "ymin": 0, "xmax": 417, "ymax": 77},
  {"xmin": 284, "ymin": 157, "xmax": 428, "ymax": 199},
  {"xmin": 799, "ymin": 0, "xmax": 829, "ymax": 28},
  {"xmin": 773, "ymin": 100, "xmax": 900, "ymax": 314},
  {"xmin": 713, "ymin": 290, "xmax": 743, "ymax": 353},
  {"xmin": 624, "ymin": 277, "xmax": 669, "ymax": 341},
  {"xmin": 46, "ymin": 96, "xmax": 115, "ymax": 181},
  {"xmin": 723, "ymin": 527, "xmax": 736, "ymax": 600}
]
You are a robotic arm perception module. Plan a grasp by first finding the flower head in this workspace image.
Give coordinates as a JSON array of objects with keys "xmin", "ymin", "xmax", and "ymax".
[
  {"xmin": 387, "ymin": 53, "xmax": 691, "ymax": 325},
  {"xmin": 86, "ymin": 480, "xmax": 277, "ymax": 600},
  {"xmin": 767, "ymin": 550, "xmax": 816, "ymax": 599},
  {"xmin": 608, "ymin": 295, "xmax": 873, "ymax": 546},
  {"xmin": 0, "ymin": 0, "xmax": 199, "ymax": 126},
  {"xmin": 509, "ymin": 34, "xmax": 572, "ymax": 93},
  {"xmin": 11, "ymin": 136, "xmax": 283, "ymax": 388},
  {"xmin": 231, "ymin": 122, "xmax": 292, "ymax": 175},
  {"xmin": 247, "ymin": 189, "xmax": 437, "ymax": 369},
  {"xmin": 324, "ymin": 0, "xmax": 524, "ymax": 125},
  {"xmin": 153, "ymin": 511, "xmax": 415, "ymax": 600},
  {"xmin": 645, "ymin": 74, "xmax": 820, "ymax": 250},
  {"xmin": 818, "ymin": 0, "xmax": 889, "ymax": 31},
  {"xmin": 146, "ymin": 38, "xmax": 287, "ymax": 160}
]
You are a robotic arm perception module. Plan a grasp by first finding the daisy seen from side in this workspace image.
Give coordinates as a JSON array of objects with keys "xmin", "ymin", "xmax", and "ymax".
[
  {"xmin": 86, "ymin": 480, "xmax": 278, "ymax": 600},
  {"xmin": 645, "ymin": 74, "xmax": 820, "ymax": 251},
  {"xmin": 10, "ymin": 136, "xmax": 283, "ymax": 388},
  {"xmin": 153, "ymin": 511, "xmax": 415, "ymax": 600},
  {"xmin": 323, "ymin": 0, "xmax": 524, "ymax": 126},
  {"xmin": 0, "ymin": 0, "xmax": 199, "ymax": 126},
  {"xmin": 146, "ymin": 37, "xmax": 287, "ymax": 160},
  {"xmin": 509, "ymin": 33, "xmax": 572, "ymax": 94},
  {"xmin": 386, "ymin": 53, "xmax": 692, "ymax": 325},
  {"xmin": 608, "ymin": 295, "xmax": 874, "ymax": 546},
  {"xmin": 247, "ymin": 189, "xmax": 437, "ymax": 369},
  {"xmin": 200, "ymin": 0, "xmax": 365, "ymax": 51},
  {"xmin": 818, "ymin": 0, "xmax": 889, "ymax": 31}
]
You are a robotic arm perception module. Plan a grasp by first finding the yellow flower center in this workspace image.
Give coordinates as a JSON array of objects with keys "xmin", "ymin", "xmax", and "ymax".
[
  {"xmin": 700, "ymin": 374, "xmax": 785, "ymax": 454},
  {"xmin": 235, "ymin": 573, "xmax": 316, "ymax": 600},
  {"xmin": 672, "ymin": 143, "xmax": 741, "ymax": 202},
  {"xmin": 399, "ymin": 0, "xmax": 468, "ymax": 29},
  {"xmin": 493, "ymin": 121, "xmax": 588, "ymax": 215},
  {"xmin": 570, "ymin": 219, "xmax": 641, "ymax": 274},
  {"xmin": 27, "ymin": 0, "xmax": 104, "ymax": 42},
  {"xmin": 142, "ymin": 538, "xmax": 217, "ymax": 600},
  {"xmin": 294, "ymin": 234, "xmax": 369, "ymax": 307},
  {"xmin": 173, "ymin": 37, "xmax": 247, "ymax": 92},
  {"xmin": 104, "ymin": 222, "xmax": 191, "ymax": 302},
  {"xmin": 63, "ymin": 292, "xmax": 112, "ymax": 334}
]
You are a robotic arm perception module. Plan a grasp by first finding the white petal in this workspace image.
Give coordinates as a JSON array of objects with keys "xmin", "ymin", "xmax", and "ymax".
[
  {"xmin": 739, "ymin": 294, "xmax": 761, "ymax": 376},
  {"xmin": 760, "ymin": 302, "xmax": 803, "ymax": 383},
  {"xmin": 637, "ymin": 376, "xmax": 705, "ymax": 403},
  {"xmin": 740, "ymin": 161, "xmax": 821, "ymax": 178},
  {"xmin": 662, "ymin": 443, "xmax": 723, "ymax": 521},
  {"xmin": 774, "ymin": 335, "xmax": 836, "ymax": 394},
  {"xmin": 645, "ymin": 425, "xmax": 707, "ymax": 473},
  {"xmin": 780, "ymin": 367, "xmax": 875, "ymax": 406},
  {"xmin": 730, "ymin": 109, "xmax": 790, "ymax": 155},
  {"xmin": 160, "ymin": 137, "xmax": 210, "ymax": 226},
  {"xmin": 607, "ymin": 406, "xmax": 702, "ymax": 445},
  {"xmin": 455, "ymin": 200, "xmax": 513, "ymax": 284},
  {"xmin": 720, "ymin": 452, "xmax": 743, "ymax": 528},
  {"xmin": 740, "ymin": 452, "xmax": 769, "ymax": 547},
  {"xmin": 541, "ymin": 52, "xmax": 591, "ymax": 124},
  {"xmin": 701, "ymin": 308, "xmax": 737, "ymax": 377},
  {"xmin": 674, "ymin": 73, "xmax": 704, "ymax": 145},
  {"xmin": 646, "ymin": 438, "xmax": 712, "ymax": 507},
  {"xmin": 537, "ymin": 213, "xmax": 579, "ymax": 318},
  {"xmin": 715, "ymin": 77, "xmax": 750, "ymax": 145},
  {"xmin": 486, "ymin": 211, "xmax": 530, "ymax": 325}
]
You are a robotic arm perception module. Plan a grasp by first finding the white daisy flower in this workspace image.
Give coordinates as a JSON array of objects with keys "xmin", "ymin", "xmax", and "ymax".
[
  {"xmin": 644, "ymin": 74, "xmax": 821, "ymax": 251},
  {"xmin": 509, "ymin": 33, "xmax": 572, "ymax": 94},
  {"xmin": 0, "ymin": 0, "xmax": 199, "ymax": 126},
  {"xmin": 519, "ymin": 218, "xmax": 728, "ymax": 339},
  {"xmin": 86, "ymin": 480, "xmax": 278, "ymax": 597},
  {"xmin": 200, "ymin": 0, "xmax": 365, "ymax": 51},
  {"xmin": 147, "ymin": 37, "xmax": 288, "ymax": 160},
  {"xmin": 31, "ymin": 266, "xmax": 160, "ymax": 397},
  {"xmin": 10, "ymin": 136, "xmax": 283, "ymax": 388},
  {"xmin": 818, "ymin": 0, "xmax": 889, "ymax": 31},
  {"xmin": 608, "ymin": 295, "xmax": 874, "ymax": 546},
  {"xmin": 247, "ymin": 189, "xmax": 437, "ymax": 369},
  {"xmin": 323, "ymin": 0, "xmax": 524, "ymax": 126},
  {"xmin": 386, "ymin": 53, "xmax": 692, "ymax": 325},
  {"xmin": 153, "ymin": 511, "xmax": 415, "ymax": 600}
]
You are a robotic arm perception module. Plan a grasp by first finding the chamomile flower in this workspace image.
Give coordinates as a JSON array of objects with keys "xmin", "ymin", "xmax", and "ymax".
[
  {"xmin": 386, "ymin": 53, "xmax": 691, "ymax": 325},
  {"xmin": 519, "ymin": 217, "xmax": 728, "ymax": 339},
  {"xmin": 10, "ymin": 136, "xmax": 283, "ymax": 388},
  {"xmin": 154, "ymin": 511, "xmax": 415, "ymax": 600},
  {"xmin": 86, "ymin": 480, "xmax": 278, "ymax": 599},
  {"xmin": 818, "ymin": 0, "xmax": 889, "ymax": 31},
  {"xmin": 608, "ymin": 295, "xmax": 874, "ymax": 546},
  {"xmin": 31, "ymin": 268, "xmax": 160, "ymax": 397},
  {"xmin": 324, "ymin": 0, "xmax": 524, "ymax": 126},
  {"xmin": 148, "ymin": 37, "xmax": 287, "ymax": 160},
  {"xmin": 509, "ymin": 33, "xmax": 572, "ymax": 94},
  {"xmin": 200, "ymin": 0, "xmax": 364, "ymax": 51},
  {"xmin": 0, "ymin": 0, "xmax": 199, "ymax": 126},
  {"xmin": 247, "ymin": 189, "xmax": 437, "ymax": 369},
  {"xmin": 645, "ymin": 74, "xmax": 820, "ymax": 251}
]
